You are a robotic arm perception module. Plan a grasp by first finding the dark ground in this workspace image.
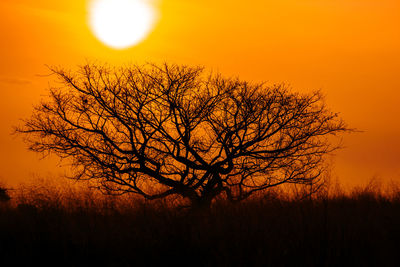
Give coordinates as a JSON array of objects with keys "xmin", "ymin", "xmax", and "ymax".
[{"xmin": 0, "ymin": 184, "xmax": 400, "ymax": 266}]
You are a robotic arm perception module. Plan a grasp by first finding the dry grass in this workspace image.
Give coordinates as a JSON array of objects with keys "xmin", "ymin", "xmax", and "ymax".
[{"xmin": 0, "ymin": 177, "xmax": 400, "ymax": 266}]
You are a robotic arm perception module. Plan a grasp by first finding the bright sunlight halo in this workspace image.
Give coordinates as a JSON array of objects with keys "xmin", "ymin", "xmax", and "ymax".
[{"xmin": 89, "ymin": 0, "xmax": 158, "ymax": 49}]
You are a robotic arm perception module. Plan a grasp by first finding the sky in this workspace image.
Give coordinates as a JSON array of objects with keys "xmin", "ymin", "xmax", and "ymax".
[{"xmin": 0, "ymin": 0, "xmax": 399, "ymax": 188}]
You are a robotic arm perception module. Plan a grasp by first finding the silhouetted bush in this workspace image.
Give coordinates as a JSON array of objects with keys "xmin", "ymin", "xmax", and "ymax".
[{"xmin": 0, "ymin": 187, "xmax": 10, "ymax": 203}]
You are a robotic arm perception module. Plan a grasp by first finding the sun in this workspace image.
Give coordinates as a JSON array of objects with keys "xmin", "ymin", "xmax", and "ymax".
[{"xmin": 89, "ymin": 0, "xmax": 158, "ymax": 49}]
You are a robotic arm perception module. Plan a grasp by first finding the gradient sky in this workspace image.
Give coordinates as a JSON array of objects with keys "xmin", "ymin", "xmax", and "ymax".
[{"xmin": 1, "ymin": 0, "xmax": 399, "ymax": 187}]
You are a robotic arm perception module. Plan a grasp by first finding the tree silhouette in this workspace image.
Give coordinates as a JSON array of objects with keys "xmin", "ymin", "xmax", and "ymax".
[{"xmin": 16, "ymin": 63, "xmax": 348, "ymax": 209}]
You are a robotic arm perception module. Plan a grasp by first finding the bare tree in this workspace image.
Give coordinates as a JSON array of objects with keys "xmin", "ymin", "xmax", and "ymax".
[{"xmin": 16, "ymin": 63, "xmax": 349, "ymax": 209}]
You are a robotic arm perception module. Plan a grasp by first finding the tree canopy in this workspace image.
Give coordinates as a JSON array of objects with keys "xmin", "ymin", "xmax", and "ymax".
[{"xmin": 17, "ymin": 63, "xmax": 349, "ymax": 208}]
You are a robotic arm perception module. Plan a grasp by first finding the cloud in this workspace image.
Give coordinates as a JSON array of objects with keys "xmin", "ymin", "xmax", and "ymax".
[{"xmin": 0, "ymin": 77, "xmax": 32, "ymax": 85}]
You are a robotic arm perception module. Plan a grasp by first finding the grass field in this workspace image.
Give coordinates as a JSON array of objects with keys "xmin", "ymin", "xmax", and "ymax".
[{"xmin": 0, "ymin": 179, "xmax": 399, "ymax": 266}]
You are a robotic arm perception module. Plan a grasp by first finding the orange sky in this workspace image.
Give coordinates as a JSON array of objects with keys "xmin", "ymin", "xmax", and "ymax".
[{"xmin": 1, "ymin": 0, "xmax": 399, "ymax": 187}]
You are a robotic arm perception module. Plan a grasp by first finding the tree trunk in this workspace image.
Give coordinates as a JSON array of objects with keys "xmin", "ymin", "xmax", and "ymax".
[{"xmin": 190, "ymin": 196, "xmax": 212, "ymax": 212}]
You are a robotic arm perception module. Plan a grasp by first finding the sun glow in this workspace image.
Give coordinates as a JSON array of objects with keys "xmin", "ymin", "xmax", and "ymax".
[{"xmin": 89, "ymin": 0, "xmax": 158, "ymax": 49}]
